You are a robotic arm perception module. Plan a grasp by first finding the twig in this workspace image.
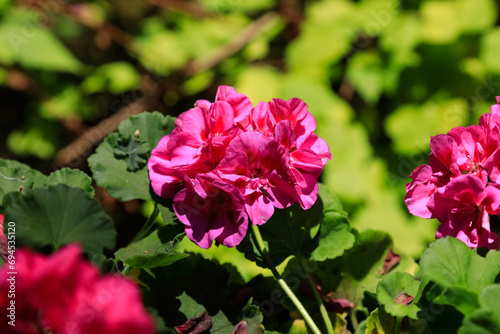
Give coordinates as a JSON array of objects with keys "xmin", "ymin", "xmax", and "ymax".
[
  {"xmin": 146, "ymin": 0, "xmax": 213, "ymax": 19},
  {"xmin": 251, "ymin": 224, "xmax": 322, "ymax": 334},
  {"xmin": 184, "ymin": 12, "xmax": 279, "ymax": 76},
  {"xmin": 54, "ymin": 77, "xmax": 164, "ymax": 166}
]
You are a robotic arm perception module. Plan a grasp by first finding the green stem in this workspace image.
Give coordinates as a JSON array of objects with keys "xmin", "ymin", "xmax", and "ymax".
[
  {"xmin": 131, "ymin": 204, "xmax": 160, "ymax": 243},
  {"xmin": 251, "ymin": 224, "xmax": 322, "ymax": 334},
  {"xmin": 350, "ymin": 310, "xmax": 359, "ymax": 331},
  {"xmin": 306, "ymin": 274, "xmax": 334, "ymax": 334},
  {"xmin": 122, "ymin": 264, "xmax": 132, "ymax": 276},
  {"xmin": 394, "ymin": 316, "xmax": 402, "ymax": 334}
]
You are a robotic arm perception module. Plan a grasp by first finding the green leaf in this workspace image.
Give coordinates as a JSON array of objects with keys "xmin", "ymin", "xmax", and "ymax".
[
  {"xmin": 112, "ymin": 136, "xmax": 150, "ymax": 171},
  {"xmin": 89, "ymin": 112, "xmax": 175, "ymax": 201},
  {"xmin": 237, "ymin": 199, "xmax": 324, "ymax": 268},
  {"xmin": 345, "ymin": 51, "xmax": 385, "ymax": 104},
  {"xmin": 139, "ymin": 255, "xmax": 262, "ymax": 331},
  {"xmin": 365, "ymin": 308, "xmax": 396, "ymax": 334},
  {"xmin": 0, "ymin": 159, "xmax": 95, "ymax": 205},
  {"xmin": 309, "ymin": 210, "xmax": 355, "ymax": 262},
  {"xmin": 0, "ymin": 159, "xmax": 47, "ymax": 205},
  {"xmin": 89, "ymin": 252, "xmax": 118, "ymax": 274},
  {"xmin": 46, "ymin": 168, "xmax": 94, "ymax": 196},
  {"xmin": 115, "ymin": 225, "xmax": 188, "ymax": 269},
  {"xmin": 459, "ymin": 285, "xmax": 500, "ymax": 334},
  {"xmin": 480, "ymin": 28, "xmax": 500, "ymax": 74},
  {"xmin": 117, "ymin": 111, "xmax": 175, "ymax": 149},
  {"xmin": 135, "ymin": 30, "xmax": 188, "ymax": 74},
  {"xmin": 420, "ymin": 1, "xmax": 461, "ymax": 44},
  {"xmin": 318, "ymin": 183, "xmax": 344, "ymax": 212},
  {"xmin": 419, "ymin": 237, "xmax": 500, "ymax": 315},
  {"xmin": 285, "ymin": 0, "xmax": 356, "ymax": 79},
  {"xmin": 376, "ymin": 271, "xmax": 421, "ymax": 319},
  {"xmin": 308, "ymin": 184, "xmax": 355, "ymax": 261},
  {"xmin": 457, "ymin": 0, "xmax": 497, "ymax": 34},
  {"xmin": 426, "ymin": 284, "xmax": 479, "ymax": 316},
  {"xmin": 81, "ymin": 62, "xmax": 140, "ymax": 94},
  {"xmin": 316, "ymin": 229, "xmax": 393, "ymax": 312},
  {"xmin": 3, "ymin": 184, "xmax": 115, "ymax": 253},
  {"xmin": 89, "ymin": 133, "xmax": 150, "ymax": 201},
  {"xmin": 174, "ymin": 293, "xmax": 264, "ymax": 334},
  {"xmin": 385, "ymin": 99, "xmax": 467, "ymax": 155},
  {"xmin": 0, "ymin": 8, "xmax": 82, "ymax": 72}
]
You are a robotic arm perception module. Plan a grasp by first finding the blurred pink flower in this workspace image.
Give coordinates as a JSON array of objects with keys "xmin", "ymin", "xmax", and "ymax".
[
  {"xmin": 0, "ymin": 214, "xmax": 6, "ymax": 257},
  {"xmin": 0, "ymin": 244, "xmax": 154, "ymax": 334}
]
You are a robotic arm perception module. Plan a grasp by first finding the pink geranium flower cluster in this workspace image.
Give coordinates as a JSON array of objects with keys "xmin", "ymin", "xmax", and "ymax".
[
  {"xmin": 148, "ymin": 86, "xmax": 331, "ymax": 249},
  {"xmin": 0, "ymin": 244, "xmax": 154, "ymax": 334},
  {"xmin": 405, "ymin": 97, "xmax": 500, "ymax": 249}
]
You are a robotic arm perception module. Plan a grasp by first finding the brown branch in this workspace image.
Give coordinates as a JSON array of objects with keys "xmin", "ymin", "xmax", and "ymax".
[
  {"xmin": 184, "ymin": 12, "xmax": 279, "ymax": 76},
  {"xmin": 54, "ymin": 77, "xmax": 164, "ymax": 167},
  {"xmin": 146, "ymin": 0, "xmax": 213, "ymax": 19}
]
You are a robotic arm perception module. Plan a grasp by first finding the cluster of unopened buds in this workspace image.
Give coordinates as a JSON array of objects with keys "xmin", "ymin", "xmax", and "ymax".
[
  {"xmin": 148, "ymin": 86, "xmax": 331, "ymax": 249},
  {"xmin": 406, "ymin": 97, "xmax": 500, "ymax": 249}
]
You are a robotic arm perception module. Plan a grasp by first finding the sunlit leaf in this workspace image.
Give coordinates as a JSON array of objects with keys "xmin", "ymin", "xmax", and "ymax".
[
  {"xmin": 376, "ymin": 271, "xmax": 421, "ymax": 319},
  {"xmin": 46, "ymin": 168, "xmax": 94, "ymax": 196},
  {"xmin": 346, "ymin": 51, "xmax": 385, "ymax": 103},
  {"xmin": 0, "ymin": 159, "xmax": 46, "ymax": 205},
  {"xmin": 421, "ymin": 1, "xmax": 461, "ymax": 44},
  {"xmin": 81, "ymin": 62, "xmax": 140, "ymax": 94},
  {"xmin": 419, "ymin": 237, "xmax": 500, "ymax": 316},
  {"xmin": 385, "ymin": 99, "xmax": 467, "ymax": 155},
  {"xmin": 112, "ymin": 136, "xmax": 150, "ymax": 171},
  {"xmin": 0, "ymin": 8, "xmax": 82, "ymax": 72},
  {"xmin": 457, "ymin": 0, "xmax": 497, "ymax": 33},
  {"xmin": 480, "ymin": 28, "xmax": 500, "ymax": 74},
  {"xmin": 89, "ymin": 112, "xmax": 175, "ymax": 201},
  {"xmin": 316, "ymin": 229, "xmax": 393, "ymax": 312}
]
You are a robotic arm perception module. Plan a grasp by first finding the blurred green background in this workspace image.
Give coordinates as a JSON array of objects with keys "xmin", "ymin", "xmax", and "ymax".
[{"xmin": 1, "ymin": 0, "xmax": 498, "ymax": 258}]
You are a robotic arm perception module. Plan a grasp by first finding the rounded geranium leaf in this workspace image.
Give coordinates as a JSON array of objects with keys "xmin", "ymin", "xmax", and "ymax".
[
  {"xmin": 420, "ymin": 237, "xmax": 500, "ymax": 294},
  {"xmin": 89, "ymin": 112, "xmax": 175, "ymax": 201},
  {"xmin": 420, "ymin": 237, "xmax": 500, "ymax": 315},
  {"xmin": 3, "ymin": 184, "xmax": 116, "ymax": 253},
  {"xmin": 237, "ymin": 199, "xmax": 324, "ymax": 268},
  {"xmin": 376, "ymin": 271, "xmax": 421, "ymax": 319},
  {"xmin": 0, "ymin": 158, "xmax": 47, "ymax": 205},
  {"xmin": 309, "ymin": 210, "xmax": 355, "ymax": 262},
  {"xmin": 118, "ymin": 111, "xmax": 175, "ymax": 149},
  {"xmin": 459, "ymin": 285, "xmax": 500, "ymax": 334},
  {"xmin": 114, "ymin": 225, "xmax": 187, "ymax": 269},
  {"xmin": 46, "ymin": 167, "xmax": 94, "ymax": 196},
  {"xmin": 90, "ymin": 133, "xmax": 151, "ymax": 201}
]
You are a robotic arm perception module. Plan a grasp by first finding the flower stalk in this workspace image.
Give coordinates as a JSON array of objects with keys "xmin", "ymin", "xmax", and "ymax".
[
  {"xmin": 251, "ymin": 224, "xmax": 322, "ymax": 334},
  {"xmin": 131, "ymin": 204, "xmax": 160, "ymax": 243},
  {"xmin": 306, "ymin": 273, "xmax": 335, "ymax": 334}
]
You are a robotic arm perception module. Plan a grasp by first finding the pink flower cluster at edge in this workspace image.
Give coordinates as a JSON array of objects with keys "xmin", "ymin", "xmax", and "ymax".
[
  {"xmin": 405, "ymin": 97, "xmax": 500, "ymax": 249},
  {"xmin": 148, "ymin": 86, "xmax": 332, "ymax": 249},
  {"xmin": 0, "ymin": 244, "xmax": 155, "ymax": 334}
]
